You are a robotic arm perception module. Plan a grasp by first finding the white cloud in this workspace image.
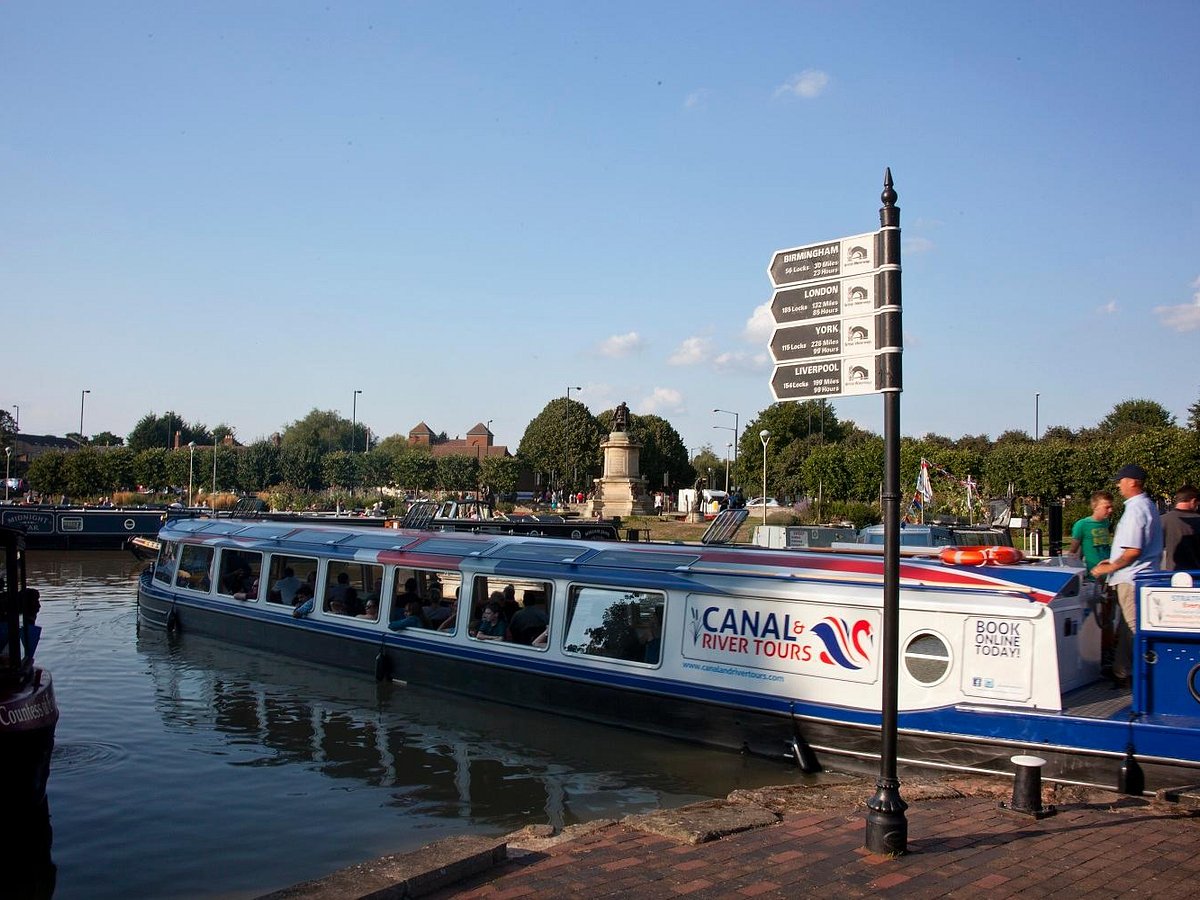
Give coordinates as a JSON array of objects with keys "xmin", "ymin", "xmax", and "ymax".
[
  {"xmin": 904, "ymin": 236, "xmax": 934, "ymax": 254},
  {"xmin": 683, "ymin": 89, "xmax": 710, "ymax": 111},
  {"xmin": 773, "ymin": 69, "xmax": 830, "ymax": 100},
  {"xmin": 668, "ymin": 336, "xmax": 712, "ymax": 366},
  {"xmin": 713, "ymin": 350, "xmax": 770, "ymax": 374},
  {"xmin": 1097, "ymin": 299, "xmax": 1118, "ymax": 315},
  {"xmin": 1154, "ymin": 276, "xmax": 1200, "ymax": 332},
  {"xmin": 640, "ymin": 387, "xmax": 684, "ymax": 414},
  {"xmin": 598, "ymin": 331, "xmax": 642, "ymax": 357},
  {"xmin": 742, "ymin": 301, "xmax": 774, "ymax": 344}
]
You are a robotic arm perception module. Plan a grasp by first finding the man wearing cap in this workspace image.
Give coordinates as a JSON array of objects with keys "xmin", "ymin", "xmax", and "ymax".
[{"xmin": 1091, "ymin": 464, "xmax": 1163, "ymax": 688}]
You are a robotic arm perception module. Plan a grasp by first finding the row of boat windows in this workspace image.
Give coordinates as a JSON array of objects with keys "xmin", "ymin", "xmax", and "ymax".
[{"xmin": 153, "ymin": 541, "xmax": 665, "ymax": 666}]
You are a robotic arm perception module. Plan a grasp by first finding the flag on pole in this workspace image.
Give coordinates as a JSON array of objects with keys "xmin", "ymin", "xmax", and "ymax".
[{"xmin": 916, "ymin": 459, "xmax": 934, "ymax": 503}]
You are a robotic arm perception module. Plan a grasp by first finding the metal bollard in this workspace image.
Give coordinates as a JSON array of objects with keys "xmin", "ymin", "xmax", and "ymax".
[{"xmin": 1001, "ymin": 754, "xmax": 1056, "ymax": 818}]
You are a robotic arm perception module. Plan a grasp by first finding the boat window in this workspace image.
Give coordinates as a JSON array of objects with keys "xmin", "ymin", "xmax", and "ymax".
[
  {"xmin": 563, "ymin": 586, "xmax": 665, "ymax": 666},
  {"xmin": 216, "ymin": 549, "xmax": 263, "ymax": 601},
  {"xmin": 265, "ymin": 554, "xmax": 319, "ymax": 607},
  {"xmin": 290, "ymin": 528, "xmax": 356, "ymax": 546},
  {"xmin": 236, "ymin": 524, "xmax": 299, "ymax": 540},
  {"xmin": 487, "ymin": 543, "xmax": 591, "ymax": 564},
  {"xmin": 413, "ymin": 537, "xmax": 493, "ymax": 557},
  {"xmin": 168, "ymin": 520, "xmax": 212, "ymax": 534},
  {"xmin": 389, "ymin": 566, "xmax": 462, "ymax": 632},
  {"xmin": 342, "ymin": 533, "xmax": 417, "ymax": 550},
  {"xmin": 904, "ymin": 632, "xmax": 951, "ymax": 685},
  {"xmin": 154, "ymin": 540, "xmax": 180, "ymax": 585},
  {"xmin": 175, "ymin": 544, "xmax": 214, "ymax": 592},
  {"xmin": 325, "ymin": 560, "xmax": 384, "ymax": 619},
  {"xmin": 196, "ymin": 521, "xmax": 253, "ymax": 536},
  {"xmin": 470, "ymin": 576, "xmax": 553, "ymax": 648}
]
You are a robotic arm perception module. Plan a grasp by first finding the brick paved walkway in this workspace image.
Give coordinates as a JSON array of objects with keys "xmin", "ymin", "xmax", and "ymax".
[{"xmin": 428, "ymin": 793, "xmax": 1200, "ymax": 899}]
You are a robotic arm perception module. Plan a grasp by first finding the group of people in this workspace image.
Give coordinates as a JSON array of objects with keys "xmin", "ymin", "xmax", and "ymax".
[{"xmin": 1068, "ymin": 464, "xmax": 1200, "ymax": 688}]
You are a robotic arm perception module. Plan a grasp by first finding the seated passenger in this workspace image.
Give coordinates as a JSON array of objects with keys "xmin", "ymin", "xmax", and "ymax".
[
  {"xmin": 328, "ymin": 572, "xmax": 352, "ymax": 605},
  {"xmin": 436, "ymin": 594, "xmax": 460, "ymax": 632},
  {"xmin": 389, "ymin": 600, "xmax": 431, "ymax": 631},
  {"xmin": 272, "ymin": 567, "xmax": 303, "ymax": 605},
  {"xmin": 358, "ymin": 598, "xmax": 380, "ymax": 621},
  {"xmin": 509, "ymin": 591, "xmax": 549, "ymax": 645},
  {"xmin": 292, "ymin": 583, "xmax": 316, "ymax": 618},
  {"xmin": 470, "ymin": 600, "xmax": 507, "ymax": 641},
  {"xmin": 423, "ymin": 585, "xmax": 453, "ymax": 625}
]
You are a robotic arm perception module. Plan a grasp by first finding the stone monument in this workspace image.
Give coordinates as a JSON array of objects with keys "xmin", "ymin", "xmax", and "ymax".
[{"xmin": 591, "ymin": 402, "xmax": 654, "ymax": 518}]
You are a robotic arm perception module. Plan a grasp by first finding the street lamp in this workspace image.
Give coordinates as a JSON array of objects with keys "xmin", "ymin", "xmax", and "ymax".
[
  {"xmin": 724, "ymin": 443, "xmax": 732, "ymax": 492},
  {"xmin": 759, "ymin": 430, "xmax": 771, "ymax": 527},
  {"xmin": 1034, "ymin": 392, "xmax": 1040, "ymax": 441},
  {"xmin": 565, "ymin": 386, "xmax": 581, "ymax": 494},
  {"xmin": 4, "ymin": 447, "xmax": 10, "ymax": 502},
  {"xmin": 187, "ymin": 441, "xmax": 196, "ymax": 508},
  {"xmin": 11, "ymin": 405, "xmax": 18, "ymax": 433},
  {"xmin": 212, "ymin": 435, "xmax": 219, "ymax": 501},
  {"xmin": 713, "ymin": 409, "xmax": 739, "ymax": 467},
  {"xmin": 79, "ymin": 389, "xmax": 91, "ymax": 442},
  {"xmin": 351, "ymin": 389, "xmax": 363, "ymax": 452}
]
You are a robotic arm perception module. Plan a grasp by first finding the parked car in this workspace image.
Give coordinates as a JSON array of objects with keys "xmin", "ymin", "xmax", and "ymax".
[{"xmin": 745, "ymin": 497, "xmax": 781, "ymax": 508}]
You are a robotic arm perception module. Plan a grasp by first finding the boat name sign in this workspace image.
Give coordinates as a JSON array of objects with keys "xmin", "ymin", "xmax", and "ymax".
[{"xmin": 683, "ymin": 598, "xmax": 879, "ymax": 683}]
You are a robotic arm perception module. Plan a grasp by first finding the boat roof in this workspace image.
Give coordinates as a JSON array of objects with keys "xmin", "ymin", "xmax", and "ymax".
[{"xmin": 156, "ymin": 517, "xmax": 1078, "ymax": 604}]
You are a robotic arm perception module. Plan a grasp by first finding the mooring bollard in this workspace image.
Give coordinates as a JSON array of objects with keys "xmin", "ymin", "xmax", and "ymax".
[{"xmin": 1001, "ymin": 754, "xmax": 1056, "ymax": 818}]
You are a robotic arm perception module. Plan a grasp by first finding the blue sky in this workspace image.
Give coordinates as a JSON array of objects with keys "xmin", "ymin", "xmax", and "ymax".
[{"xmin": 4, "ymin": 2, "xmax": 1197, "ymax": 455}]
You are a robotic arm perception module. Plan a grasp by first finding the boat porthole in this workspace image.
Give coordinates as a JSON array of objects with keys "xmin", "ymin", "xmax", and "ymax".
[
  {"xmin": 1189, "ymin": 664, "xmax": 1200, "ymax": 706},
  {"xmin": 903, "ymin": 631, "xmax": 951, "ymax": 685},
  {"xmin": 124, "ymin": 518, "xmax": 136, "ymax": 530},
  {"xmin": 570, "ymin": 529, "xmax": 582, "ymax": 540}
]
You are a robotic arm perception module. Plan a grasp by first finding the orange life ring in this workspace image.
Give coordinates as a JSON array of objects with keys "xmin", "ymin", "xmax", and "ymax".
[
  {"xmin": 982, "ymin": 545, "xmax": 1024, "ymax": 565},
  {"xmin": 940, "ymin": 547, "xmax": 986, "ymax": 566}
]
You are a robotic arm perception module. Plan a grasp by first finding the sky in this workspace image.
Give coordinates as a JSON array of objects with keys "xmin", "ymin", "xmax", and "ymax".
[{"xmin": 4, "ymin": 2, "xmax": 1198, "ymax": 457}]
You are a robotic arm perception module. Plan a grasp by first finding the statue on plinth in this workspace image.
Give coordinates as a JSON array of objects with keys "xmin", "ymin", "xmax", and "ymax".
[{"xmin": 611, "ymin": 401, "xmax": 630, "ymax": 434}]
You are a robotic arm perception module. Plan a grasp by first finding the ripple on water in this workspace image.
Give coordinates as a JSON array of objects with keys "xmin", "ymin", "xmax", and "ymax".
[{"xmin": 52, "ymin": 741, "xmax": 130, "ymax": 778}]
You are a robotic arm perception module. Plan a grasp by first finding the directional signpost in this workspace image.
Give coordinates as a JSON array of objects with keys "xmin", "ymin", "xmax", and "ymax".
[{"xmin": 760, "ymin": 171, "xmax": 906, "ymax": 856}]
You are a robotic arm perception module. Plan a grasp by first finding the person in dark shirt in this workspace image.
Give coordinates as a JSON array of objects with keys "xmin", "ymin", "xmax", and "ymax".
[{"xmin": 1161, "ymin": 485, "xmax": 1200, "ymax": 570}]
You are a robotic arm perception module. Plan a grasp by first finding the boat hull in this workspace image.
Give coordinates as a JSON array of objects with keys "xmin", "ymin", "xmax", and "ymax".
[{"xmin": 137, "ymin": 582, "xmax": 1197, "ymax": 793}]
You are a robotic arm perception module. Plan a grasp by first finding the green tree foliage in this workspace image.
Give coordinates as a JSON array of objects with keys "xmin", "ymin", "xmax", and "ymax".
[
  {"xmin": 517, "ymin": 398, "xmax": 603, "ymax": 491},
  {"xmin": 237, "ymin": 441, "xmax": 281, "ymax": 492},
  {"xmin": 132, "ymin": 449, "xmax": 170, "ymax": 492},
  {"xmin": 734, "ymin": 401, "xmax": 844, "ymax": 490},
  {"xmin": 689, "ymin": 445, "xmax": 720, "ymax": 487},
  {"xmin": 391, "ymin": 446, "xmax": 436, "ymax": 491},
  {"xmin": 1189, "ymin": 392, "xmax": 1200, "ymax": 433},
  {"xmin": 280, "ymin": 439, "xmax": 324, "ymax": 490},
  {"xmin": 1097, "ymin": 399, "xmax": 1176, "ymax": 438},
  {"xmin": 101, "ymin": 447, "xmax": 136, "ymax": 491},
  {"xmin": 361, "ymin": 450, "xmax": 395, "ymax": 494},
  {"xmin": 280, "ymin": 409, "xmax": 367, "ymax": 454},
  {"xmin": 27, "ymin": 450, "xmax": 68, "ymax": 496},
  {"xmin": 64, "ymin": 447, "xmax": 108, "ymax": 498},
  {"xmin": 480, "ymin": 455, "xmax": 521, "ymax": 496},
  {"xmin": 1040, "ymin": 425, "xmax": 1076, "ymax": 443},
  {"xmin": 127, "ymin": 411, "xmax": 212, "ymax": 452},
  {"xmin": 322, "ymin": 451, "xmax": 359, "ymax": 490},
  {"xmin": 0, "ymin": 409, "xmax": 16, "ymax": 447},
  {"xmin": 435, "ymin": 454, "xmax": 479, "ymax": 492},
  {"xmin": 90, "ymin": 431, "xmax": 125, "ymax": 447},
  {"xmin": 995, "ymin": 429, "xmax": 1033, "ymax": 445}
]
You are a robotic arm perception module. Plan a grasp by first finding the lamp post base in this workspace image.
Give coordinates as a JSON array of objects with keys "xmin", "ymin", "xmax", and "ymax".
[{"xmin": 865, "ymin": 778, "xmax": 908, "ymax": 855}]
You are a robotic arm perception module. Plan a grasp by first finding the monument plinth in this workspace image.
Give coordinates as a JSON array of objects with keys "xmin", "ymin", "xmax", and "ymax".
[{"xmin": 590, "ymin": 403, "xmax": 653, "ymax": 518}]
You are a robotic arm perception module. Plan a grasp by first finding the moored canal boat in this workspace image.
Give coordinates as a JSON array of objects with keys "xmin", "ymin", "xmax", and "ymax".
[{"xmin": 135, "ymin": 516, "xmax": 1200, "ymax": 793}]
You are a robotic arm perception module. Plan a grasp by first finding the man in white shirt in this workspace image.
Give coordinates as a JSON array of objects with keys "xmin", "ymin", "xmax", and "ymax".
[{"xmin": 1090, "ymin": 464, "xmax": 1163, "ymax": 688}]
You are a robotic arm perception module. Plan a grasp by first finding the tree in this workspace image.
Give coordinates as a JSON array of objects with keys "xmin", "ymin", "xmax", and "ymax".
[
  {"xmin": 101, "ymin": 447, "xmax": 137, "ymax": 491},
  {"xmin": 995, "ymin": 429, "xmax": 1033, "ymax": 445},
  {"xmin": 392, "ymin": 447, "xmax": 436, "ymax": 491},
  {"xmin": 64, "ymin": 447, "xmax": 109, "ymax": 498},
  {"xmin": 1040, "ymin": 425, "xmax": 1076, "ymax": 443},
  {"xmin": 689, "ymin": 446, "xmax": 720, "ymax": 487},
  {"xmin": 27, "ymin": 451, "xmax": 68, "ymax": 497},
  {"xmin": 1189, "ymin": 392, "xmax": 1200, "ymax": 434},
  {"xmin": 0, "ymin": 409, "xmax": 15, "ymax": 447},
  {"xmin": 91, "ymin": 431, "xmax": 125, "ymax": 447},
  {"xmin": 279, "ymin": 439, "xmax": 324, "ymax": 490},
  {"xmin": 361, "ymin": 450, "xmax": 395, "ymax": 495},
  {"xmin": 280, "ymin": 409, "xmax": 365, "ymax": 454},
  {"xmin": 127, "ymin": 411, "xmax": 212, "ymax": 452},
  {"xmin": 435, "ymin": 455, "xmax": 480, "ymax": 492},
  {"xmin": 1097, "ymin": 399, "xmax": 1176, "ymax": 438},
  {"xmin": 237, "ymin": 440, "xmax": 281, "ymax": 493},
  {"xmin": 480, "ymin": 455, "xmax": 521, "ymax": 497},
  {"xmin": 517, "ymin": 398, "xmax": 603, "ymax": 492},
  {"xmin": 132, "ymin": 449, "xmax": 170, "ymax": 492},
  {"xmin": 322, "ymin": 451, "xmax": 360, "ymax": 490}
]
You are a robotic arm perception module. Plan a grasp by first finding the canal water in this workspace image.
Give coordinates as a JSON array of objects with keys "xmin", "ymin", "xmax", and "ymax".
[{"xmin": 33, "ymin": 551, "xmax": 809, "ymax": 898}]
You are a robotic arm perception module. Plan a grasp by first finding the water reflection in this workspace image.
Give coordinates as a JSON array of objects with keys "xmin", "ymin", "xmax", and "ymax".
[{"xmin": 34, "ymin": 551, "xmax": 803, "ymax": 898}]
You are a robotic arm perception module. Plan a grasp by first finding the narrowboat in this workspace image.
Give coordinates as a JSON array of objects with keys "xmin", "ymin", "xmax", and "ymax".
[
  {"xmin": 0, "ymin": 525, "xmax": 58, "ymax": 890},
  {"xmin": 136, "ymin": 516, "xmax": 1200, "ymax": 793},
  {"xmin": 0, "ymin": 504, "xmax": 185, "ymax": 550}
]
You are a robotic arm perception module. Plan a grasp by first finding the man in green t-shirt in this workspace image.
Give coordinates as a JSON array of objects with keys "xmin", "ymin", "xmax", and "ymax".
[
  {"xmin": 1069, "ymin": 491, "xmax": 1114, "ymax": 572},
  {"xmin": 1069, "ymin": 490, "xmax": 1115, "ymax": 672}
]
